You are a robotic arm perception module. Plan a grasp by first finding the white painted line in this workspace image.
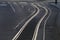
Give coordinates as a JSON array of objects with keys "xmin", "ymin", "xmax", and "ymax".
[
  {"xmin": 14, "ymin": 8, "xmax": 36, "ymax": 29},
  {"xmin": 32, "ymin": 3, "xmax": 52, "ymax": 40},
  {"xmin": 8, "ymin": 2, "xmax": 15, "ymax": 13},
  {"xmin": 13, "ymin": 3, "xmax": 36, "ymax": 29},
  {"xmin": 0, "ymin": 4, "xmax": 7, "ymax": 6},
  {"xmin": 7, "ymin": 2, "xmax": 36, "ymax": 29},
  {"xmin": 32, "ymin": 3, "xmax": 49, "ymax": 40},
  {"xmin": 12, "ymin": 3, "xmax": 40, "ymax": 40},
  {"xmin": 37, "ymin": 3, "xmax": 52, "ymax": 40},
  {"xmin": 13, "ymin": 19, "xmax": 26, "ymax": 29},
  {"xmin": 18, "ymin": 2, "xmax": 27, "ymax": 4},
  {"xmin": 42, "ymin": 6, "xmax": 51, "ymax": 40}
]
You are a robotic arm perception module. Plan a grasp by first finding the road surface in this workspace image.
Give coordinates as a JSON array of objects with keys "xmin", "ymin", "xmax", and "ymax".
[{"xmin": 0, "ymin": 2, "xmax": 36, "ymax": 40}]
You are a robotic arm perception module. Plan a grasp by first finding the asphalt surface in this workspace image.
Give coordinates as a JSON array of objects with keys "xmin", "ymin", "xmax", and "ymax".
[
  {"xmin": 32, "ymin": 3, "xmax": 50, "ymax": 40},
  {"xmin": 0, "ymin": 2, "xmax": 60, "ymax": 40},
  {"xmin": 0, "ymin": 2, "xmax": 36, "ymax": 40},
  {"xmin": 17, "ymin": 5, "xmax": 46, "ymax": 40},
  {"xmin": 35, "ymin": 2, "xmax": 60, "ymax": 40},
  {"xmin": 0, "ymin": 3, "xmax": 16, "ymax": 40}
]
